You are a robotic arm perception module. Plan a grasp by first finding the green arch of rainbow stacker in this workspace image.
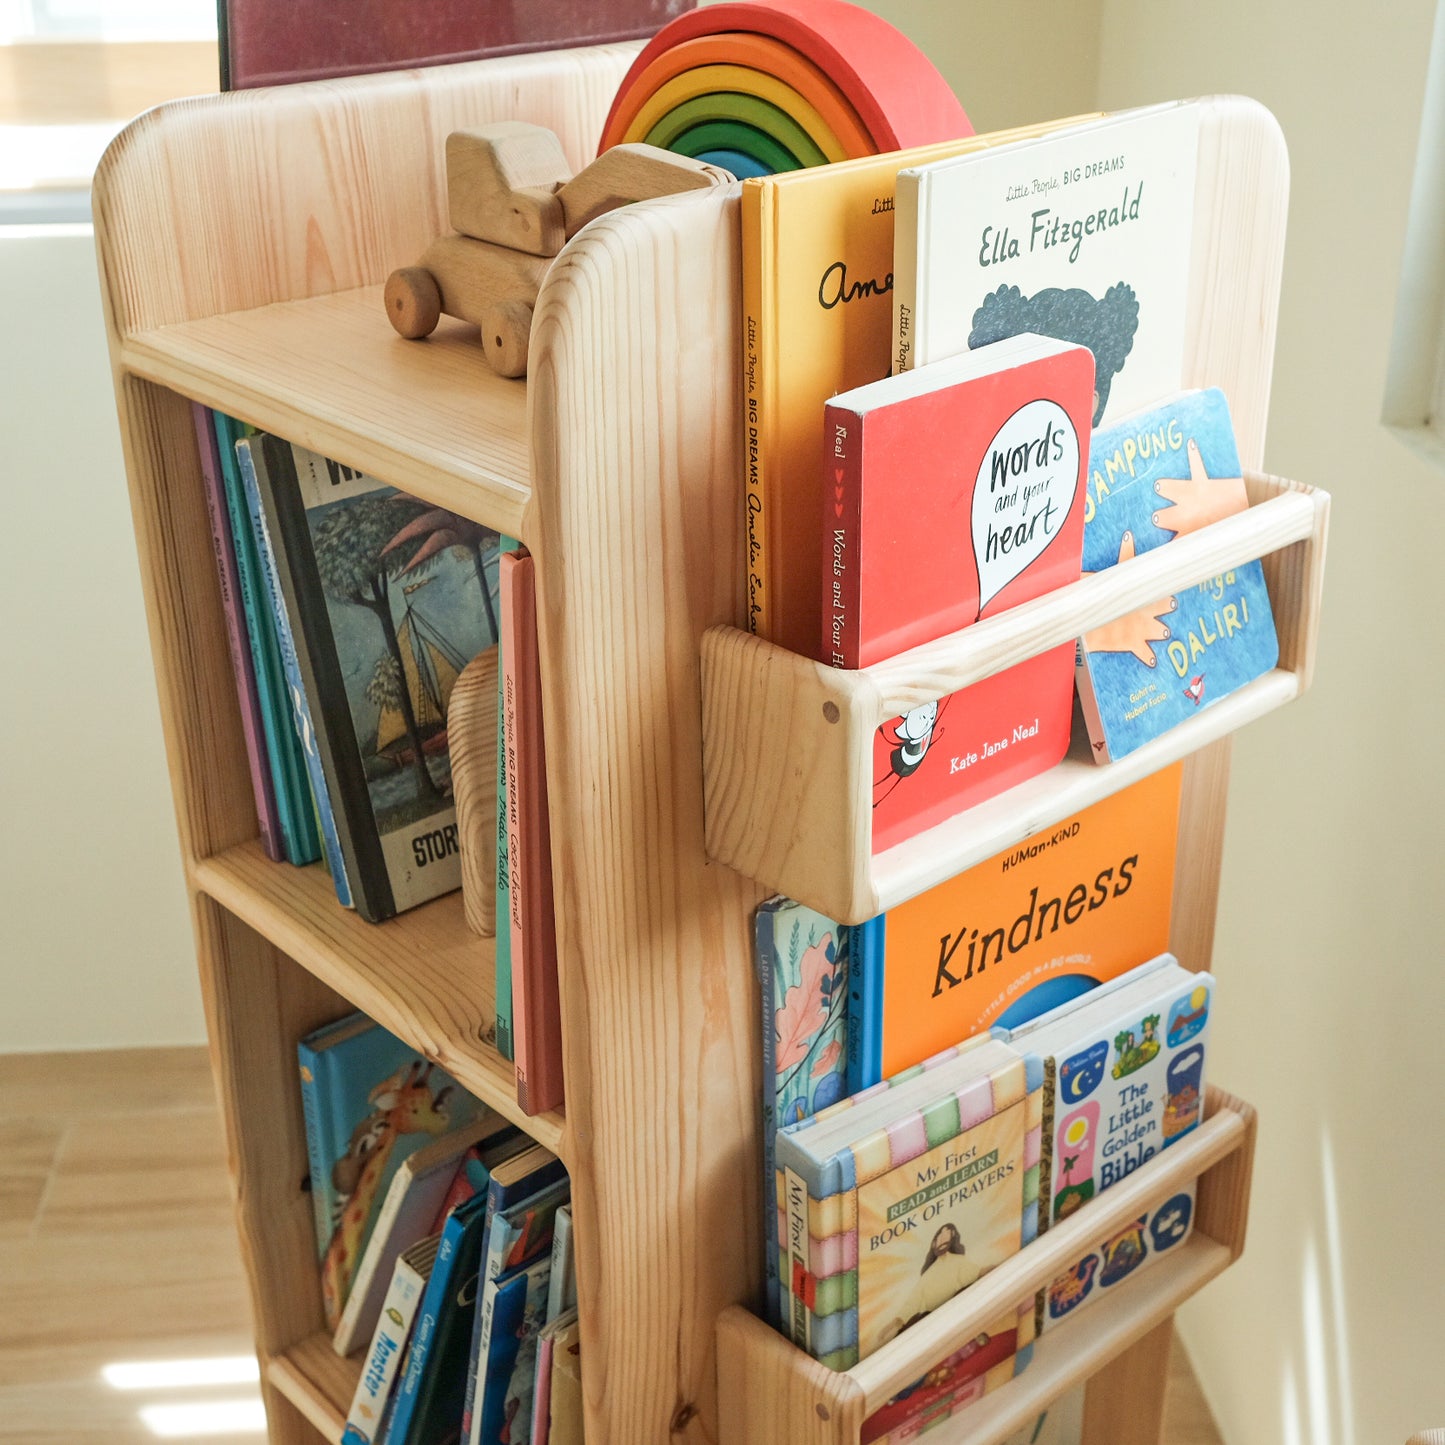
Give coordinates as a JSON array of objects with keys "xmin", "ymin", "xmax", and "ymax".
[{"xmin": 596, "ymin": 4, "xmax": 974, "ymax": 176}]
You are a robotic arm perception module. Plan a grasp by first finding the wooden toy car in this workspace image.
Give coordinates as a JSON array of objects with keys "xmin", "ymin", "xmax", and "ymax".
[{"xmin": 385, "ymin": 123, "xmax": 731, "ymax": 376}]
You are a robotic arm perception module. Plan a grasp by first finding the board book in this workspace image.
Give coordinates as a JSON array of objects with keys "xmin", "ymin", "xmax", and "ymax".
[
  {"xmin": 890, "ymin": 102, "xmax": 1201, "ymax": 428},
  {"xmin": 297, "ymin": 1012, "xmax": 485, "ymax": 1330},
  {"xmin": 1074, "ymin": 388, "xmax": 1279, "ymax": 760},
  {"xmin": 756, "ymin": 896, "xmax": 850, "ymax": 1327},
  {"xmin": 334, "ymin": 1114, "xmax": 518, "ymax": 1355},
  {"xmin": 847, "ymin": 763, "xmax": 1182, "ymax": 1091},
  {"xmin": 824, "ymin": 335, "xmax": 1094, "ymax": 851},
  {"xmin": 249, "ymin": 431, "xmax": 500, "ymax": 922},
  {"xmin": 546, "ymin": 1204, "xmax": 576, "ymax": 1323},
  {"xmin": 741, "ymin": 113, "xmax": 1096, "ymax": 657},
  {"xmin": 775, "ymin": 1037, "xmax": 1039, "ymax": 1369},
  {"xmin": 472, "ymin": 1254, "xmax": 553, "ymax": 1445},
  {"xmin": 341, "ymin": 1232, "xmax": 440, "ymax": 1445},
  {"xmin": 494, "ymin": 532, "xmax": 523, "ymax": 1061},
  {"xmin": 499, "ymin": 549, "xmax": 565, "ymax": 1114}
]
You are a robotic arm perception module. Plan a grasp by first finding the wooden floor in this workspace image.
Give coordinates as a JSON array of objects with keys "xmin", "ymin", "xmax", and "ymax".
[{"xmin": 0, "ymin": 1048, "xmax": 1226, "ymax": 1444}]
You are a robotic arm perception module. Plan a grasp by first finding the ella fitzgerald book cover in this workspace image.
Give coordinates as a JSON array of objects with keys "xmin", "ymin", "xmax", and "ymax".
[{"xmin": 1074, "ymin": 387, "xmax": 1279, "ymax": 761}]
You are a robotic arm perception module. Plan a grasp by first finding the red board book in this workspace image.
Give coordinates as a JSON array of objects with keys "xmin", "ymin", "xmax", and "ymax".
[
  {"xmin": 823, "ymin": 334, "xmax": 1095, "ymax": 852},
  {"xmin": 499, "ymin": 550, "xmax": 565, "ymax": 1117}
]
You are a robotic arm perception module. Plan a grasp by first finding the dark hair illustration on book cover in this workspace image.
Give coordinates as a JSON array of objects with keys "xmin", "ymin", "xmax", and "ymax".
[
  {"xmin": 310, "ymin": 485, "xmax": 500, "ymax": 830},
  {"xmin": 970, "ymin": 282, "xmax": 1139, "ymax": 425}
]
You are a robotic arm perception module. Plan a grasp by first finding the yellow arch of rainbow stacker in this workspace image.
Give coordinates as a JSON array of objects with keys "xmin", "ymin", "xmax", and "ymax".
[
  {"xmin": 620, "ymin": 64, "xmax": 851, "ymax": 165},
  {"xmin": 603, "ymin": 32, "xmax": 876, "ymax": 160}
]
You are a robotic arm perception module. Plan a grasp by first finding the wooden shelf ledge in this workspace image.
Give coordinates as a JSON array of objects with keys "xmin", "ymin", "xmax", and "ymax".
[
  {"xmin": 121, "ymin": 288, "xmax": 534, "ymax": 540},
  {"xmin": 191, "ymin": 840, "xmax": 567, "ymax": 1159},
  {"xmin": 716, "ymin": 1086, "xmax": 1256, "ymax": 1445},
  {"xmin": 702, "ymin": 472, "xmax": 1330, "ymax": 923},
  {"xmin": 267, "ymin": 1333, "xmax": 356, "ymax": 1444}
]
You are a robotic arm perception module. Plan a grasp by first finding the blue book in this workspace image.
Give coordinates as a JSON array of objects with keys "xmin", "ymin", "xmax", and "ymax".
[
  {"xmin": 494, "ymin": 534, "xmax": 522, "ymax": 1060},
  {"xmin": 382, "ymin": 1191, "xmax": 492, "ymax": 1445},
  {"xmin": 296, "ymin": 1012, "xmax": 484, "ymax": 1329},
  {"xmin": 754, "ymin": 898, "xmax": 848, "ymax": 1329},
  {"xmin": 474, "ymin": 1256, "xmax": 552, "ymax": 1445},
  {"xmin": 1074, "ymin": 387, "xmax": 1279, "ymax": 761},
  {"xmin": 236, "ymin": 436, "xmax": 352, "ymax": 907},
  {"xmin": 210, "ymin": 410, "xmax": 320, "ymax": 865}
]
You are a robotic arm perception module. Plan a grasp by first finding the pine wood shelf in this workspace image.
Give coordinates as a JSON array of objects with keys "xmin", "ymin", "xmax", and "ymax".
[
  {"xmin": 266, "ymin": 1335, "xmax": 357, "ymax": 1445},
  {"xmin": 191, "ymin": 841, "xmax": 566, "ymax": 1158},
  {"xmin": 702, "ymin": 472, "xmax": 1330, "ymax": 924},
  {"xmin": 716, "ymin": 1086, "xmax": 1255, "ymax": 1445},
  {"xmin": 122, "ymin": 289, "xmax": 533, "ymax": 541}
]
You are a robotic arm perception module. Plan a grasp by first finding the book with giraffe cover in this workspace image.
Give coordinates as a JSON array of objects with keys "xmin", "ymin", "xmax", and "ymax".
[{"xmin": 298, "ymin": 1012, "xmax": 485, "ymax": 1330}]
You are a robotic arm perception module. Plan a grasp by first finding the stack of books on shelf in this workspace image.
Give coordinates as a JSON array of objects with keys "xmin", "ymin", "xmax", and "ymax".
[
  {"xmin": 744, "ymin": 98, "xmax": 1267, "ymax": 1442},
  {"xmin": 298, "ymin": 1010, "xmax": 580, "ymax": 1445},
  {"xmin": 198, "ymin": 408, "xmax": 565, "ymax": 1119}
]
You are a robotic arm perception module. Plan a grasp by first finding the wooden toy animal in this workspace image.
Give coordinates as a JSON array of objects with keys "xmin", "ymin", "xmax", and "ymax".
[{"xmin": 385, "ymin": 122, "xmax": 732, "ymax": 376}]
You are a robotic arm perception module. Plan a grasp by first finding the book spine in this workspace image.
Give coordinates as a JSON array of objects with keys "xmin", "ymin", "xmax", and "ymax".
[
  {"xmin": 382, "ymin": 1222, "xmax": 459, "ymax": 1445},
  {"xmin": 254, "ymin": 434, "xmax": 395, "ymax": 920},
  {"xmin": 193, "ymin": 403, "xmax": 282, "ymax": 861},
  {"xmin": 890, "ymin": 171, "xmax": 922, "ymax": 373},
  {"xmin": 297, "ymin": 1044, "xmax": 332, "ymax": 1256},
  {"xmin": 741, "ymin": 179, "xmax": 770, "ymax": 640},
  {"xmin": 342, "ymin": 1258, "xmax": 426, "ymax": 1441},
  {"xmin": 822, "ymin": 402, "xmax": 864, "ymax": 670},
  {"xmin": 465, "ymin": 1278, "xmax": 502, "ymax": 1445},
  {"xmin": 501, "ymin": 551, "xmax": 564, "ymax": 1116},
  {"xmin": 531, "ymin": 1333, "xmax": 555, "ymax": 1445},
  {"xmin": 1073, "ymin": 638, "xmax": 1113, "ymax": 763},
  {"xmin": 782, "ymin": 1166, "xmax": 813, "ymax": 1354},
  {"xmin": 545, "ymin": 1205, "xmax": 574, "ymax": 1323},
  {"xmin": 236, "ymin": 439, "xmax": 353, "ymax": 908},
  {"xmin": 755, "ymin": 907, "xmax": 781, "ymax": 1329},
  {"xmin": 844, "ymin": 919, "xmax": 884, "ymax": 1093},
  {"xmin": 212, "ymin": 411, "xmax": 316, "ymax": 865},
  {"xmin": 494, "ymin": 534, "xmax": 522, "ymax": 1061}
]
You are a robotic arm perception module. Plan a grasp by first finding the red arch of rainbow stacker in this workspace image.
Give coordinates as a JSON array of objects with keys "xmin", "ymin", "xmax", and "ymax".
[{"xmin": 598, "ymin": 0, "xmax": 973, "ymax": 175}]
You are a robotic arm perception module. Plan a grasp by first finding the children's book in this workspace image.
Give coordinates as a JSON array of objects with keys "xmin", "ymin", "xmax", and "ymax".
[
  {"xmin": 531, "ymin": 1309, "xmax": 572, "ymax": 1445},
  {"xmin": 494, "ymin": 532, "xmax": 523, "ymax": 1061},
  {"xmin": 381, "ymin": 1190, "xmax": 493, "ymax": 1445},
  {"xmin": 891, "ymin": 104, "xmax": 1201, "ymax": 428},
  {"xmin": 193, "ymin": 403, "xmax": 281, "ymax": 861},
  {"xmin": 334, "ymin": 1114, "xmax": 517, "ymax": 1356},
  {"xmin": 297, "ymin": 1012, "xmax": 484, "ymax": 1329},
  {"xmin": 341, "ymin": 1233, "xmax": 439, "ymax": 1445},
  {"xmin": 545, "ymin": 1204, "xmax": 576, "ymax": 1323},
  {"xmin": 755, "ymin": 897, "xmax": 850, "ymax": 1328},
  {"xmin": 428, "ymin": 1131, "xmax": 534, "ymax": 1233},
  {"xmin": 847, "ymin": 764, "xmax": 1182, "ymax": 1092},
  {"xmin": 210, "ymin": 410, "xmax": 320, "ymax": 866},
  {"xmin": 741, "ymin": 114, "xmax": 1096, "ymax": 657},
  {"xmin": 1074, "ymin": 388, "xmax": 1279, "ymax": 761},
  {"xmin": 775, "ymin": 1037, "xmax": 1038, "ymax": 1371},
  {"xmin": 1040, "ymin": 1183, "xmax": 1196, "ymax": 1332},
  {"xmin": 487, "ymin": 1144, "xmax": 568, "ymax": 1215},
  {"xmin": 474, "ymin": 1255, "xmax": 552, "ymax": 1445},
  {"xmin": 545, "ymin": 1312, "xmax": 583, "ymax": 1445},
  {"xmin": 483, "ymin": 1178, "xmax": 570, "ymax": 1286},
  {"xmin": 499, "ymin": 549, "xmax": 564, "ymax": 1114},
  {"xmin": 825, "ymin": 336, "xmax": 1094, "ymax": 851},
  {"xmin": 236, "ymin": 435, "xmax": 352, "ymax": 906},
  {"xmin": 249, "ymin": 431, "xmax": 501, "ymax": 921}
]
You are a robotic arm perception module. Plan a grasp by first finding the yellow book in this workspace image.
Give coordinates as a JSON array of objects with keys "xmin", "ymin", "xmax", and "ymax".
[{"xmin": 740, "ymin": 114, "xmax": 1098, "ymax": 658}]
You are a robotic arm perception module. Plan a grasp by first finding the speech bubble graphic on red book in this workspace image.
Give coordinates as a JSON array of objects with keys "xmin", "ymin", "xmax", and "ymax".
[{"xmin": 973, "ymin": 398, "xmax": 1080, "ymax": 611}]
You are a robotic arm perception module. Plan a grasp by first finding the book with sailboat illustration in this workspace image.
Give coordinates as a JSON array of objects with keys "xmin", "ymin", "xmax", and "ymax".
[{"xmin": 247, "ymin": 431, "xmax": 502, "ymax": 921}]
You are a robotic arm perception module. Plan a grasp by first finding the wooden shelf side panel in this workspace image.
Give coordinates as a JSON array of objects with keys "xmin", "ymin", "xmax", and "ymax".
[{"xmin": 91, "ymin": 42, "xmax": 638, "ymax": 337}]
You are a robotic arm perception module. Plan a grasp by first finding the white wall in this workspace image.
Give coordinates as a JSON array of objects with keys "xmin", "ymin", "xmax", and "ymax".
[
  {"xmin": 1092, "ymin": 3, "xmax": 1445, "ymax": 1443},
  {"xmin": 0, "ymin": 227, "xmax": 204, "ymax": 1050}
]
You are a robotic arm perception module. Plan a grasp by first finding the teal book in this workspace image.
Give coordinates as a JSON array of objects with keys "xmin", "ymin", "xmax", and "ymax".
[
  {"xmin": 1074, "ymin": 387, "xmax": 1279, "ymax": 761},
  {"xmin": 382, "ymin": 1191, "xmax": 493, "ymax": 1445},
  {"xmin": 250, "ymin": 432, "xmax": 501, "ymax": 921},
  {"xmin": 210, "ymin": 410, "xmax": 320, "ymax": 865},
  {"xmin": 755, "ymin": 897, "xmax": 849, "ymax": 1330},
  {"xmin": 494, "ymin": 533, "xmax": 523, "ymax": 1060},
  {"xmin": 297, "ymin": 1011, "xmax": 484, "ymax": 1330}
]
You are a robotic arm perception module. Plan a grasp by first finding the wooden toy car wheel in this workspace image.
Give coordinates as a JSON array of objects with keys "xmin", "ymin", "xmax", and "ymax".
[
  {"xmin": 479, "ymin": 299, "xmax": 533, "ymax": 378},
  {"xmin": 384, "ymin": 266, "xmax": 442, "ymax": 339}
]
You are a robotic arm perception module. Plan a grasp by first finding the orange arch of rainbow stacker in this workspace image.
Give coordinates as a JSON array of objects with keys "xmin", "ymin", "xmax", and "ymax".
[
  {"xmin": 598, "ymin": 0, "xmax": 971, "ymax": 163},
  {"xmin": 605, "ymin": 33, "xmax": 875, "ymax": 163}
]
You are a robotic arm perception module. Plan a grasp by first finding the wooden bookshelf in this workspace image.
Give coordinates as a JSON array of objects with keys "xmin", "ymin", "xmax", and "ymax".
[{"xmin": 92, "ymin": 42, "xmax": 1312, "ymax": 1445}]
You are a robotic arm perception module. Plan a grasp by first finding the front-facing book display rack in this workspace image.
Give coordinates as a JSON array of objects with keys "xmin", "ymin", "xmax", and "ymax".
[{"xmin": 93, "ymin": 39, "xmax": 1325, "ymax": 1445}]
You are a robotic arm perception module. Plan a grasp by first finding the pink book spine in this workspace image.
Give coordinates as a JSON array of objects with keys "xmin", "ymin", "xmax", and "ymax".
[
  {"xmin": 531, "ymin": 1334, "xmax": 555, "ymax": 1445},
  {"xmin": 192, "ymin": 402, "xmax": 282, "ymax": 860}
]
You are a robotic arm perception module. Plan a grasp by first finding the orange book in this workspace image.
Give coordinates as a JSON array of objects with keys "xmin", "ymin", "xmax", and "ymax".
[
  {"xmin": 499, "ymin": 551, "xmax": 564, "ymax": 1116},
  {"xmin": 740, "ymin": 113, "xmax": 1097, "ymax": 655},
  {"xmin": 848, "ymin": 764, "xmax": 1182, "ymax": 1088}
]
